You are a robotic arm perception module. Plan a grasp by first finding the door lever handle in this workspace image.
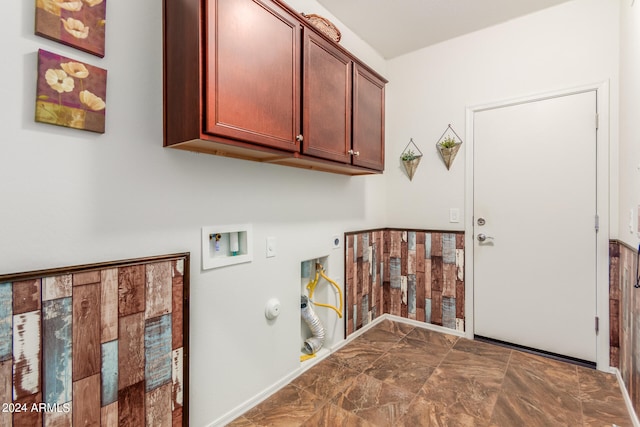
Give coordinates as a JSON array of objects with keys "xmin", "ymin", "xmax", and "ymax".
[{"xmin": 477, "ymin": 233, "xmax": 494, "ymax": 242}]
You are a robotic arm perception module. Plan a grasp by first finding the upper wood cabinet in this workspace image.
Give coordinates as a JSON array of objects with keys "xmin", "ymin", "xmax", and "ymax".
[
  {"xmin": 205, "ymin": 0, "xmax": 301, "ymax": 152},
  {"xmin": 353, "ymin": 64, "xmax": 386, "ymax": 171},
  {"xmin": 302, "ymin": 30, "xmax": 352, "ymax": 164},
  {"xmin": 163, "ymin": 0, "xmax": 387, "ymax": 175}
]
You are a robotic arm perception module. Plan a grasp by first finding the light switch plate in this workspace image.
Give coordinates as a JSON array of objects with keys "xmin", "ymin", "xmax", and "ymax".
[
  {"xmin": 266, "ymin": 236, "xmax": 277, "ymax": 258},
  {"xmin": 449, "ymin": 208, "xmax": 460, "ymax": 223}
]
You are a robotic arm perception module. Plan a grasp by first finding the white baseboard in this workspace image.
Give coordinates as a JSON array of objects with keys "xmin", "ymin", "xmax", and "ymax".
[
  {"xmin": 206, "ymin": 315, "xmax": 387, "ymax": 426},
  {"xmin": 611, "ymin": 367, "xmax": 640, "ymax": 427},
  {"xmin": 207, "ymin": 314, "xmax": 463, "ymax": 426},
  {"xmin": 207, "ymin": 367, "xmax": 303, "ymax": 427}
]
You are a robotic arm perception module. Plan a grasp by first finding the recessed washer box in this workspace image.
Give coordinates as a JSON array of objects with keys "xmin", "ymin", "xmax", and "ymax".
[{"xmin": 202, "ymin": 224, "xmax": 252, "ymax": 270}]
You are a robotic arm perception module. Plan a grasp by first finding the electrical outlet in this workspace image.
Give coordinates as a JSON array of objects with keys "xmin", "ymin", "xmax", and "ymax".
[{"xmin": 332, "ymin": 235, "xmax": 341, "ymax": 249}]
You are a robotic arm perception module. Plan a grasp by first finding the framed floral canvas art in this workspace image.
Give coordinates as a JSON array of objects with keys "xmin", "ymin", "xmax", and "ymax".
[
  {"xmin": 35, "ymin": 0, "xmax": 106, "ymax": 58},
  {"xmin": 36, "ymin": 49, "xmax": 107, "ymax": 133}
]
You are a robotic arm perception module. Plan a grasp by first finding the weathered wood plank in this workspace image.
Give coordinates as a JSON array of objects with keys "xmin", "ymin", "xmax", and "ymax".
[
  {"xmin": 72, "ymin": 374, "xmax": 100, "ymax": 427},
  {"xmin": 146, "ymin": 382, "xmax": 172, "ymax": 427},
  {"xmin": 431, "ymin": 233, "xmax": 443, "ymax": 257},
  {"xmin": 370, "ymin": 247, "xmax": 377, "ymax": 309},
  {"xmin": 43, "ymin": 407, "xmax": 72, "ymax": 427},
  {"xmin": 416, "ymin": 243, "xmax": 425, "ymax": 273},
  {"xmin": 424, "ymin": 233, "xmax": 432, "ymax": 259},
  {"xmin": 172, "ymin": 276, "xmax": 183, "ymax": 350},
  {"xmin": 43, "ymin": 297, "xmax": 72, "ymax": 405},
  {"xmin": 42, "ymin": 275, "xmax": 72, "ymax": 301},
  {"xmin": 408, "ymin": 247, "xmax": 416, "ymax": 276},
  {"xmin": 362, "ymin": 233, "xmax": 370, "ymax": 262},
  {"xmin": 118, "ymin": 265, "xmax": 145, "ymax": 317},
  {"xmin": 13, "ymin": 391, "xmax": 42, "ymax": 427},
  {"xmin": 72, "ymin": 283, "xmax": 101, "ymax": 381},
  {"xmin": 390, "ymin": 288, "xmax": 401, "ymax": 316},
  {"xmin": 407, "ymin": 231, "xmax": 416, "ymax": 251},
  {"xmin": 456, "ymin": 280, "xmax": 465, "ymax": 319},
  {"xmin": 101, "ymin": 340, "xmax": 119, "ymax": 407},
  {"xmin": 431, "ymin": 291, "xmax": 443, "ymax": 326},
  {"xmin": 0, "ymin": 360, "xmax": 12, "ymax": 427},
  {"xmin": 389, "ymin": 258, "xmax": 401, "ymax": 289},
  {"xmin": 101, "ymin": 268, "xmax": 119, "ymax": 343},
  {"xmin": 408, "ymin": 274, "xmax": 416, "ymax": 319},
  {"xmin": 172, "ymin": 406, "xmax": 183, "ymax": 427},
  {"xmin": 611, "ymin": 299, "xmax": 620, "ymax": 347},
  {"xmin": 145, "ymin": 314, "xmax": 172, "ymax": 392},
  {"xmin": 456, "ymin": 233, "xmax": 465, "ymax": 249},
  {"xmin": 361, "ymin": 294, "xmax": 370, "ymax": 326},
  {"xmin": 172, "ymin": 259, "xmax": 184, "ymax": 278},
  {"xmin": 171, "ymin": 347, "xmax": 184, "ymax": 411},
  {"xmin": 118, "ymin": 313, "xmax": 145, "ymax": 390},
  {"xmin": 401, "ymin": 239, "xmax": 408, "ymax": 276},
  {"xmin": 382, "ymin": 282, "xmax": 390, "ymax": 315},
  {"xmin": 442, "ymin": 264, "xmax": 457, "ymax": 298},
  {"xmin": 416, "ymin": 271, "xmax": 425, "ymax": 321},
  {"xmin": 13, "ymin": 310, "xmax": 40, "ymax": 399},
  {"xmin": 12, "ymin": 279, "xmax": 41, "ymax": 315},
  {"xmin": 443, "ymin": 296, "xmax": 456, "ymax": 329},
  {"xmin": 424, "ymin": 259, "xmax": 432, "ymax": 298},
  {"xmin": 145, "ymin": 262, "xmax": 172, "ymax": 320},
  {"xmin": 455, "ymin": 249, "xmax": 464, "ymax": 281},
  {"xmin": 443, "ymin": 233, "xmax": 457, "ymax": 264},
  {"xmin": 431, "ymin": 256, "xmax": 443, "ymax": 292},
  {"xmin": 425, "ymin": 298, "xmax": 432, "ymax": 324},
  {"xmin": 390, "ymin": 231, "xmax": 401, "ymax": 258},
  {"xmin": 371, "ymin": 240, "xmax": 378, "ymax": 287},
  {"xmin": 72, "ymin": 271, "xmax": 100, "ymax": 287},
  {"xmin": 356, "ymin": 258, "xmax": 363, "ymax": 301},
  {"xmin": 101, "ymin": 402, "xmax": 118, "ymax": 427},
  {"xmin": 0, "ymin": 282, "xmax": 12, "ymax": 362},
  {"xmin": 118, "ymin": 381, "xmax": 145, "ymax": 427}
]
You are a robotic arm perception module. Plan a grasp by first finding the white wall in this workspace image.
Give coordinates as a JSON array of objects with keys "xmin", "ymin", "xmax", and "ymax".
[
  {"xmin": 1, "ymin": 0, "xmax": 628, "ymax": 425},
  {"xmin": 385, "ymin": 0, "xmax": 620, "ymax": 233},
  {"xmin": 0, "ymin": 1, "xmax": 387, "ymax": 426},
  {"xmin": 619, "ymin": 0, "xmax": 640, "ymax": 248}
]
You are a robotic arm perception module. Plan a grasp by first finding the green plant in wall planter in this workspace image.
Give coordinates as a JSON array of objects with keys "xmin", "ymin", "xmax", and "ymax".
[
  {"xmin": 400, "ymin": 139, "xmax": 423, "ymax": 181},
  {"xmin": 436, "ymin": 125, "xmax": 463, "ymax": 170}
]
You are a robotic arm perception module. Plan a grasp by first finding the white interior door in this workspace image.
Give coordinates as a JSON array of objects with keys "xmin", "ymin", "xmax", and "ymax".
[{"xmin": 473, "ymin": 91, "xmax": 598, "ymax": 362}]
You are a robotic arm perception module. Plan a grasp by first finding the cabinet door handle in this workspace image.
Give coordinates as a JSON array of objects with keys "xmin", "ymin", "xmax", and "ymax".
[
  {"xmin": 348, "ymin": 150, "xmax": 360, "ymax": 156},
  {"xmin": 296, "ymin": 134, "xmax": 304, "ymax": 142}
]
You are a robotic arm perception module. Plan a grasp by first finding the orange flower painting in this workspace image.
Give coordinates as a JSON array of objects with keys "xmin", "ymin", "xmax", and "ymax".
[
  {"xmin": 36, "ymin": 49, "xmax": 107, "ymax": 133},
  {"xmin": 35, "ymin": 0, "xmax": 106, "ymax": 57}
]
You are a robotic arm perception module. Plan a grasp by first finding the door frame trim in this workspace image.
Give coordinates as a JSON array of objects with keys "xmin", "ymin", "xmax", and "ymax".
[{"xmin": 464, "ymin": 81, "xmax": 611, "ymax": 370}]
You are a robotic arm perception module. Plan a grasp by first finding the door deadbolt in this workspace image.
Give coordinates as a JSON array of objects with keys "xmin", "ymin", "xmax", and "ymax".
[{"xmin": 477, "ymin": 218, "xmax": 486, "ymax": 226}]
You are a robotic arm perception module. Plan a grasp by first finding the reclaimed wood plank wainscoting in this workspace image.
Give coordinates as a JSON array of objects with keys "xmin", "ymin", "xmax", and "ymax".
[
  {"xmin": 345, "ymin": 229, "xmax": 464, "ymax": 337},
  {"xmin": 609, "ymin": 239, "xmax": 640, "ymax": 419},
  {"xmin": 0, "ymin": 253, "xmax": 189, "ymax": 427}
]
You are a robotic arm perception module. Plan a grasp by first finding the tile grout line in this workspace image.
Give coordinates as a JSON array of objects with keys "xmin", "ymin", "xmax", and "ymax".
[
  {"xmin": 486, "ymin": 347, "xmax": 514, "ymax": 425},
  {"xmin": 575, "ymin": 365, "xmax": 586, "ymax": 427}
]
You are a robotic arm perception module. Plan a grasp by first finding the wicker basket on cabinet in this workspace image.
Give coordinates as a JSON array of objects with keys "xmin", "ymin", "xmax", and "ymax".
[{"xmin": 302, "ymin": 13, "xmax": 341, "ymax": 42}]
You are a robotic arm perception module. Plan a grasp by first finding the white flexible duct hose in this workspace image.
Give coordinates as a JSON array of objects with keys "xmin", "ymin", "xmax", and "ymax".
[{"xmin": 301, "ymin": 295, "xmax": 325, "ymax": 354}]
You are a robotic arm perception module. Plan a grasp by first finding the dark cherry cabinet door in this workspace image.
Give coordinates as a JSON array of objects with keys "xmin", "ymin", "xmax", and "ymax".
[
  {"xmin": 352, "ymin": 63, "xmax": 386, "ymax": 171},
  {"xmin": 302, "ymin": 30, "xmax": 352, "ymax": 164},
  {"xmin": 205, "ymin": 0, "xmax": 301, "ymax": 152}
]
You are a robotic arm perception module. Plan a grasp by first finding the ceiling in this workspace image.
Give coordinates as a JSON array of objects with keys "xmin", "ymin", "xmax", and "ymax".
[{"xmin": 316, "ymin": 0, "xmax": 574, "ymax": 59}]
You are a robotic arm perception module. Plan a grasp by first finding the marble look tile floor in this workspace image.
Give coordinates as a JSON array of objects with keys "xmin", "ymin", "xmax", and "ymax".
[{"xmin": 227, "ymin": 320, "xmax": 632, "ymax": 426}]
